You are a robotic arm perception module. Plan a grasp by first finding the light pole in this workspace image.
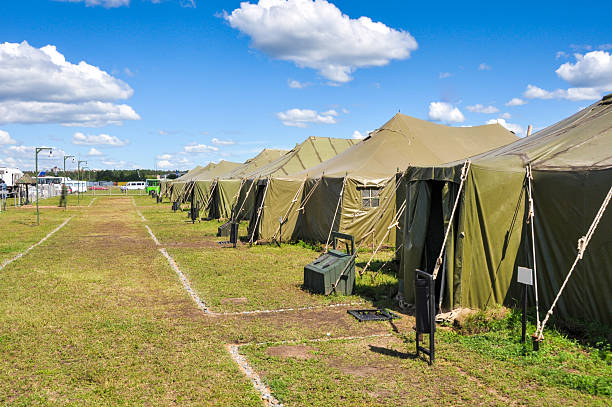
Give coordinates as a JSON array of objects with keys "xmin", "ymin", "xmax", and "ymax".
[
  {"xmin": 77, "ymin": 160, "xmax": 87, "ymax": 205},
  {"xmin": 62, "ymin": 155, "xmax": 75, "ymax": 209},
  {"xmin": 35, "ymin": 147, "xmax": 53, "ymax": 225}
]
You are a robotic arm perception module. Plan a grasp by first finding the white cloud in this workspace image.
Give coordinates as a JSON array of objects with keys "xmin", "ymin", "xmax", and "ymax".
[
  {"xmin": 288, "ymin": 79, "xmax": 307, "ymax": 89},
  {"xmin": 501, "ymin": 112, "xmax": 512, "ymax": 119},
  {"xmin": 276, "ymin": 108, "xmax": 338, "ymax": 127},
  {"xmin": 428, "ymin": 102, "xmax": 465, "ymax": 124},
  {"xmin": 211, "ymin": 138, "xmax": 235, "ymax": 145},
  {"xmin": 157, "ymin": 159, "xmax": 173, "ymax": 168},
  {"xmin": 555, "ymin": 51, "xmax": 612, "ymax": 88},
  {"xmin": 0, "ymin": 101, "xmax": 139, "ymax": 127},
  {"xmin": 351, "ymin": 130, "xmax": 364, "ymax": 139},
  {"xmin": 0, "ymin": 41, "xmax": 139, "ymax": 126},
  {"xmin": 225, "ymin": 0, "xmax": 417, "ymax": 83},
  {"xmin": 72, "ymin": 132, "xmax": 129, "ymax": 146},
  {"xmin": 466, "ymin": 104, "xmax": 499, "ymax": 114},
  {"xmin": 0, "ymin": 130, "xmax": 16, "ymax": 145},
  {"xmin": 183, "ymin": 143, "xmax": 219, "ymax": 153},
  {"xmin": 341, "ymin": 108, "xmax": 349, "ymax": 114},
  {"xmin": 505, "ymin": 97, "xmax": 526, "ymax": 106},
  {"xmin": 157, "ymin": 153, "xmax": 173, "ymax": 160},
  {"xmin": 87, "ymin": 148, "xmax": 103, "ymax": 156},
  {"xmin": 524, "ymin": 84, "xmax": 602, "ymax": 101},
  {"xmin": 58, "ymin": 0, "xmax": 130, "ymax": 7},
  {"xmin": 600, "ymin": 44, "xmax": 612, "ymax": 51},
  {"xmin": 524, "ymin": 51, "xmax": 612, "ymax": 102},
  {"xmin": 478, "ymin": 63, "xmax": 491, "ymax": 71},
  {"xmin": 439, "ymin": 72, "xmax": 452, "ymax": 79},
  {"xmin": 556, "ymin": 51, "xmax": 569, "ymax": 59},
  {"xmin": 487, "ymin": 118, "xmax": 524, "ymax": 136}
]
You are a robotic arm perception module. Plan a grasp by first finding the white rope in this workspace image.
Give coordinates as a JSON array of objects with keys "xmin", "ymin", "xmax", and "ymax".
[
  {"xmin": 526, "ymin": 164, "xmax": 541, "ymax": 331},
  {"xmin": 432, "ymin": 160, "xmax": 471, "ymax": 280},
  {"xmin": 249, "ymin": 177, "xmax": 270, "ymax": 245},
  {"xmin": 324, "ymin": 176, "xmax": 347, "ymax": 251},
  {"xmin": 297, "ymin": 176, "xmax": 322, "ymax": 212},
  {"xmin": 230, "ymin": 178, "xmax": 246, "ymax": 209},
  {"xmin": 360, "ymin": 198, "xmax": 407, "ymax": 276},
  {"xmin": 272, "ymin": 176, "xmax": 307, "ymax": 241},
  {"xmin": 536, "ymin": 184, "xmax": 612, "ymax": 340},
  {"xmin": 202, "ymin": 179, "xmax": 218, "ymax": 210}
]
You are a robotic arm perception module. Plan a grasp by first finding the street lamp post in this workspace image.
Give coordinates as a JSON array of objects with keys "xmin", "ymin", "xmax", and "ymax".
[
  {"xmin": 35, "ymin": 147, "xmax": 53, "ymax": 225},
  {"xmin": 62, "ymin": 155, "xmax": 75, "ymax": 209},
  {"xmin": 77, "ymin": 160, "xmax": 87, "ymax": 205}
]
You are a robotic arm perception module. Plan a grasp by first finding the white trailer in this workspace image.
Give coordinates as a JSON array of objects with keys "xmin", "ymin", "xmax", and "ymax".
[{"xmin": 0, "ymin": 167, "xmax": 24, "ymax": 193}]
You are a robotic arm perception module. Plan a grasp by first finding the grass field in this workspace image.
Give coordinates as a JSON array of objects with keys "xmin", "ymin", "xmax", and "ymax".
[{"xmin": 0, "ymin": 195, "xmax": 609, "ymax": 406}]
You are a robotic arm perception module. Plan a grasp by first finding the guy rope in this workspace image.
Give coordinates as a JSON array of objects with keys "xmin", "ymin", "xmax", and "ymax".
[
  {"xmin": 233, "ymin": 177, "xmax": 258, "ymax": 222},
  {"xmin": 202, "ymin": 178, "xmax": 218, "ymax": 212},
  {"xmin": 432, "ymin": 160, "xmax": 471, "ymax": 281},
  {"xmin": 535, "ymin": 184, "xmax": 612, "ymax": 340},
  {"xmin": 296, "ymin": 175, "xmax": 322, "ymax": 212},
  {"xmin": 272, "ymin": 176, "xmax": 307, "ymax": 242},
  {"xmin": 525, "ymin": 163, "xmax": 541, "ymax": 331},
  {"xmin": 249, "ymin": 177, "xmax": 270, "ymax": 245},
  {"xmin": 324, "ymin": 176, "xmax": 347, "ymax": 252}
]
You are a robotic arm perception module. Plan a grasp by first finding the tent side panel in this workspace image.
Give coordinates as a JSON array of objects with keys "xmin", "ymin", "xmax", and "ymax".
[
  {"xmin": 299, "ymin": 177, "xmax": 344, "ymax": 243},
  {"xmin": 259, "ymin": 178, "xmax": 304, "ymax": 242}
]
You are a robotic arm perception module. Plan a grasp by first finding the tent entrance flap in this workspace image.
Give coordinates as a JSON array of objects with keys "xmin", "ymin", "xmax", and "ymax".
[{"xmin": 423, "ymin": 181, "xmax": 446, "ymax": 311}]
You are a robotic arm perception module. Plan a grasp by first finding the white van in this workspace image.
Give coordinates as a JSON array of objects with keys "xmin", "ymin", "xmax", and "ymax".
[{"xmin": 120, "ymin": 181, "xmax": 146, "ymax": 191}]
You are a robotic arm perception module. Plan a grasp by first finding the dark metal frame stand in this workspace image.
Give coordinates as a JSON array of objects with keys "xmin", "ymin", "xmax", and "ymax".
[{"xmin": 415, "ymin": 269, "xmax": 435, "ymax": 365}]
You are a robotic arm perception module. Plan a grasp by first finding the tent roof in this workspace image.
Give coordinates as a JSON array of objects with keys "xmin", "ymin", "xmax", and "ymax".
[
  {"xmin": 220, "ymin": 149, "xmax": 287, "ymax": 179},
  {"xmin": 191, "ymin": 160, "xmax": 242, "ymax": 181},
  {"xmin": 244, "ymin": 136, "xmax": 358, "ymax": 178},
  {"xmin": 174, "ymin": 165, "xmax": 209, "ymax": 182},
  {"xmin": 471, "ymin": 94, "xmax": 612, "ymax": 171},
  {"xmin": 292, "ymin": 113, "xmax": 518, "ymax": 179}
]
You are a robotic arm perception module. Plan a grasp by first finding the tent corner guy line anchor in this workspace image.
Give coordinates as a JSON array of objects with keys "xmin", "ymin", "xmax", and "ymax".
[{"xmin": 0, "ymin": 216, "xmax": 73, "ymax": 272}]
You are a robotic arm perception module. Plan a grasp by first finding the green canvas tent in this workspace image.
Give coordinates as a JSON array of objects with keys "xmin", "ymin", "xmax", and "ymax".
[
  {"xmin": 187, "ymin": 160, "xmax": 241, "ymax": 215},
  {"xmin": 230, "ymin": 136, "xmax": 359, "ymax": 238},
  {"xmin": 207, "ymin": 149, "xmax": 288, "ymax": 219},
  {"xmin": 250, "ymin": 113, "xmax": 517, "ymax": 247},
  {"xmin": 400, "ymin": 94, "xmax": 612, "ymax": 326},
  {"xmin": 168, "ymin": 164, "xmax": 210, "ymax": 202}
]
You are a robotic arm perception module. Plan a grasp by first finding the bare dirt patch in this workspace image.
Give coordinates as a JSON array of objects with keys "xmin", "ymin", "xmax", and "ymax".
[{"xmin": 266, "ymin": 345, "xmax": 316, "ymax": 360}]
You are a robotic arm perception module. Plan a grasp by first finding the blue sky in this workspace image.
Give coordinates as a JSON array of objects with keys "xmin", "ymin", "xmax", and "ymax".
[{"xmin": 0, "ymin": 0, "xmax": 611, "ymax": 171}]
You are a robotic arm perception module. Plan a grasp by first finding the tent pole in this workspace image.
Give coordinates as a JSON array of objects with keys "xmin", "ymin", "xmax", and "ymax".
[
  {"xmin": 325, "ymin": 176, "xmax": 347, "ymax": 252},
  {"xmin": 526, "ymin": 164, "xmax": 541, "ymax": 331}
]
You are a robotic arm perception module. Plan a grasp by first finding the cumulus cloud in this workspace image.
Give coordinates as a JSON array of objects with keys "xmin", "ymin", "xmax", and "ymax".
[
  {"xmin": 183, "ymin": 143, "xmax": 219, "ymax": 153},
  {"xmin": 277, "ymin": 108, "xmax": 338, "ymax": 127},
  {"xmin": 225, "ymin": 0, "xmax": 418, "ymax": 83},
  {"xmin": 288, "ymin": 79, "xmax": 307, "ymax": 88},
  {"xmin": 351, "ymin": 130, "xmax": 364, "ymax": 139},
  {"xmin": 501, "ymin": 112, "xmax": 512, "ymax": 119},
  {"xmin": 87, "ymin": 148, "xmax": 103, "ymax": 156},
  {"xmin": 466, "ymin": 104, "xmax": 499, "ymax": 114},
  {"xmin": 0, "ymin": 130, "xmax": 16, "ymax": 145},
  {"xmin": 524, "ymin": 51, "xmax": 612, "ymax": 102},
  {"xmin": 439, "ymin": 72, "xmax": 452, "ymax": 79},
  {"xmin": 478, "ymin": 63, "xmax": 491, "ymax": 71},
  {"xmin": 0, "ymin": 41, "xmax": 139, "ymax": 126},
  {"xmin": 211, "ymin": 138, "xmax": 235, "ymax": 145},
  {"xmin": 157, "ymin": 153, "xmax": 173, "ymax": 160},
  {"xmin": 487, "ymin": 118, "xmax": 524, "ymax": 136},
  {"xmin": 72, "ymin": 132, "xmax": 128, "ymax": 146},
  {"xmin": 505, "ymin": 98, "xmax": 526, "ymax": 106},
  {"xmin": 428, "ymin": 102, "xmax": 465, "ymax": 124}
]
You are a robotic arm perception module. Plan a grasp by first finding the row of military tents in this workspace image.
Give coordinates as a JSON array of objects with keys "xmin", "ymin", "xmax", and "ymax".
[{"xmin": 162, "ymin": 95, "xmax": 612, "ymax": 327}]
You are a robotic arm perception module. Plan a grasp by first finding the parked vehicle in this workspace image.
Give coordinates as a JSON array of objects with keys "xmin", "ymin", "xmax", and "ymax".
[
  {"xmin": 0, "ymin": 167, "xmax": 23, "ymax": 194},
  {"xmin": 120, "ymin": 181, "xmax": 146, "ymax": 192},
  {"xmin": 145, "ymin": 179, "xmax": 160, "ymax": 194}
]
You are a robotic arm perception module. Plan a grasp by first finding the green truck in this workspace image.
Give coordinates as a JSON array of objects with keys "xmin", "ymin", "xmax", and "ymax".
[{"xmin": 145, "ymin": 179, "xmax": 160, "ymax": 195}]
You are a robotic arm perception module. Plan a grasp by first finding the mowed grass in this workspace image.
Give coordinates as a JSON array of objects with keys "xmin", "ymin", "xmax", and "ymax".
[
  {"xmin": 37, "ymin": 193, "xmax": 96, "ymax": 207},
  {"xmin": 0, "ymin": 206, "xmax": 73, "ymax": 264},
  {"xmin": 2, "ymin": 195, "xmax": 609, "ymax": 406},
  {"xmin": 0, "ymin": 197, "xmax": 261, "ymax": 405},
  {"xmin": 243, "ymin": 312, "xmax": 611, "ymax": 406},
  {"xmin": 135, "ymin": 195, "xmax": 399, "ymax": 312}
]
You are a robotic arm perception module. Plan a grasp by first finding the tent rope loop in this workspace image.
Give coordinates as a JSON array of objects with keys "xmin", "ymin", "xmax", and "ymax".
[
  {"xmin": 525, "ymin": 163, "xmax": 541, "ymax": 331},
  {"xmin": 432, "ymin": 160, "xmax": 471, "ymax": 281},
  {"xmin": 536, "ymin": 184, "xmax": 612, "ymax": 340},
  {"xmin": 249, "ymin": 177, "xmax": 271, "ymax": 245}
]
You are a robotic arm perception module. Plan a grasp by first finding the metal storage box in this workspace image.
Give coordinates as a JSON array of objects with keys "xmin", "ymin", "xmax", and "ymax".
[{"xmin": 304, "ymin": 232, "xmax": 355, "ymax": 295}]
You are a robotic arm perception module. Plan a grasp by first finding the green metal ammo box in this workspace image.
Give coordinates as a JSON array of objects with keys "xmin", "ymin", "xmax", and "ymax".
[{"xmin": 304, "ymin": 232, "xmax": 355, "ymax": 295}]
